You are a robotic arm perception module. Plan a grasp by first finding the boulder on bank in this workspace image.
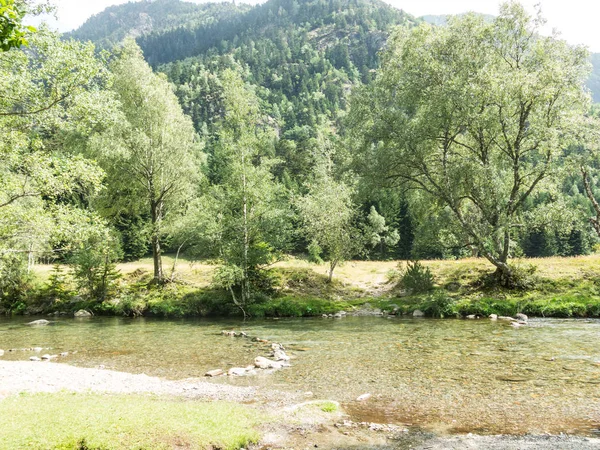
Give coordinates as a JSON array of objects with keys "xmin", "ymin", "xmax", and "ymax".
[
  {"xmin": 412, "ymin": 310, "xmax": 425, "ymax": 317},
  {"xmin": 74, "ymin": 310, "xmax": 92, "ymax": 318},
  {"xmin": 489, "ymin": 314, "xmax": 498, "ymax": 320}
]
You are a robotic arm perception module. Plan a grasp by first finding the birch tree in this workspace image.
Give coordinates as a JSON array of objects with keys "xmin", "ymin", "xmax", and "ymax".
[{"xmin": 99, "ymin": 39, "xmax": 203, "ymax": 283}]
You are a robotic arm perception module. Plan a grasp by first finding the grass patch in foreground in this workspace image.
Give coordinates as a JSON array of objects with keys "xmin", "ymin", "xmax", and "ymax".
[{"xmin": 0, "ymin": 392, "xmax": 262, "ymax": 450}]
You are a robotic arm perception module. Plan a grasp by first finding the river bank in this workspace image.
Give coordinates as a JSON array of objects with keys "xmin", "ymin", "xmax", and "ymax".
[
  {"xmin": 6, "ymin": 255, "xmax": 600, "ymax": 319},
  {"xmin": 0, "ymin": 360, "xmax": 599, "ymax": 449}
]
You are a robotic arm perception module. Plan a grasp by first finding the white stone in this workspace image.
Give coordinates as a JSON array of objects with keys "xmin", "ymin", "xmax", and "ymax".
[
  {"xmin": 412, "ymin": 310, "xmax": 425, "ymax": 317},
  {"xmin": 356, "ymin": 393, "xmax": 372, "ymax": 401},
  {"xmin": 228, "ymin": 367, "xmax": 247, "ymax": 376}
]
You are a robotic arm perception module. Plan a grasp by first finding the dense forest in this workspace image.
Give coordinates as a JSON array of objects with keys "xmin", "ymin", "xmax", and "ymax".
[{"xmin": 1, "ymin": 0, "xmax": 600, "ymax": 314}]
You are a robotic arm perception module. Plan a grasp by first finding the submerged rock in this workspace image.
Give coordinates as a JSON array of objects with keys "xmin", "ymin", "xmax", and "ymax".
[
  {"xmin": 228, "ymin": 367, "xmax": 248, "ymax": 376},
  {"xmin": 74, "ymin": 310, "xmax": 92, "ymax": 318},
  {"xmin": 41, "ymin": 354, "xmax": 57, "ymax": 360},
  {"xmin": 29, "ymin": 356, "xmax": 41, "ymax": 361},
  {"xmin": 26, "ymin": 320, "xmax": 50, "ymax": 326}
]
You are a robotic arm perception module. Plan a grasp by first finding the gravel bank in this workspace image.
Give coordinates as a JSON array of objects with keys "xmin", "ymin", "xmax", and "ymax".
[{"xmin": 0, "ymin": 360, "xmax": 258, "ymax": 401}]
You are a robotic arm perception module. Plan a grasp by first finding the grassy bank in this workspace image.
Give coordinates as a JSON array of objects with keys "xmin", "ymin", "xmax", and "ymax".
[
  {"xmin": 0, "ymin": 393, "xmax": 262, "ymax": 450},
  {"xmin": 11, "ymin": 254, "xmax": 600, "ymax": 319}
]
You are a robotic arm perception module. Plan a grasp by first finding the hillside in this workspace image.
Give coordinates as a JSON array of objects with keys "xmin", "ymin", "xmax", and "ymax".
[{"xmin": 67, "ymin": 0, "xmax": 249, "ymax": 50}]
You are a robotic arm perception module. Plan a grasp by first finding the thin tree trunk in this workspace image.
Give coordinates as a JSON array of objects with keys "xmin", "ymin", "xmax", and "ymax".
[
  {"xmin": 581, "ymin": 167, "xmax": 600, "ymax": 237},
  {"xmin": 150, "ymin": 200, "xmax": 163, "ymax": 284},
  {"xmin": 241, "ymin": 148, "xmax": 250, "ymax": 305},
  {"xmin": 328, "ymin": 260, "xmax": 337, "ymax": 283},
  {"xmin": 169, "ymin": 240, "xmax": 187, "ymax": 281}
]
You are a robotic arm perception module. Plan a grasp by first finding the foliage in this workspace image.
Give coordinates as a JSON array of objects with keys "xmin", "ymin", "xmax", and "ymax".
[
  {"xmin": 418, "ymin": 293, "xmax": 456, "ymax": 318},
  {"xmin": 399, "ymin": 261, "xmax": 435, "ymax": 294},
  {"xmin": 297, "ymin": 144, "xmax": 361, "ymax": 281},
  {"xmin": 363, "ymin": 206, "xmax": 400, "ymax": 258},
  {"xmin": 0, "ymin": 30, "xmax": 115, "ymax": 299},
  {"xmin": 69, "ymin": 227, "xmax": 122, "ymax": 302},
  {"xmin": 0, "ymin": 0, "xmax": 36, "ymax": 51},
  {"xmin": 0, "ymin": 252, "xmax": 32, "ymax": 311},
  {"xmin": 350, "ymin": 3, "xmax": 591, "ymax": 285}
]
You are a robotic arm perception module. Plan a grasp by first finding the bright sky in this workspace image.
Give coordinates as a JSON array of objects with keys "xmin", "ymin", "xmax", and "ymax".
[{"xmin": 35, "ymin": 0, "xmax": 600, "ymax": 52}]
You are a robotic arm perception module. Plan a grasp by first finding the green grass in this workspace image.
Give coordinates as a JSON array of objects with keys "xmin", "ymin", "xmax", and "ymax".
[
  {"xmin": 0, "ymin": 392, "xmax": 262, "ymax": 450},
  {"xmin": 318, "ymin": 401, "xmax": 339, "ymax": 413}
]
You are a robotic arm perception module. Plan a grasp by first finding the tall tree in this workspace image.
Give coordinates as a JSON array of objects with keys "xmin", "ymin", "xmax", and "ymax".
[
  {"xmin": 208, "ymin": 69, "xmax": 291, "ymax": 316},
  {"xmin": 98, "ymin": 39, "xmax": 203, "ymax": 283},
  {"xmin": 0, "ymin": 30, "xmax": 111, "ymax": 264},
  {"xmin": 297, "ymin": 137, "xmax": 360, "ymax": 282},
  {"xmin": 350, "ymin": 2, "xmax": 591, "ymax": 286}
]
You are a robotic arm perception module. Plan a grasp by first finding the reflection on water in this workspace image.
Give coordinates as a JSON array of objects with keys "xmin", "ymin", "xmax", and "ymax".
[{"xmin": 1, "ymin": 315, "xmax": 599, "ymax": 435}]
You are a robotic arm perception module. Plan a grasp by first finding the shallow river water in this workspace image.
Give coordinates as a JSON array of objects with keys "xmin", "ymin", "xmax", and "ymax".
[{"xmin": 1, "ymin": 315, "xmax": 599, "ymax": 435}]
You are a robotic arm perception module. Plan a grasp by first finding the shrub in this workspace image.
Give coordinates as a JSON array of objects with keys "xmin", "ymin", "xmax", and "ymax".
[
  {"xmin": 420, "ymin": 293, "xmax": 456, "ymax": 318},
  {"xmin": 399, "ymin": 260, "xmax": 435, "ymax": 294},
  {"xmin": 70, "ymin": 231, "xmax": 122, "ymax": 302}
]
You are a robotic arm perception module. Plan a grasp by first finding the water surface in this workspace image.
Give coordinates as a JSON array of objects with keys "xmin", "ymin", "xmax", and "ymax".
[{"xmin": 1, "ymin": 315, "xmax": 599, "ymax": 435}]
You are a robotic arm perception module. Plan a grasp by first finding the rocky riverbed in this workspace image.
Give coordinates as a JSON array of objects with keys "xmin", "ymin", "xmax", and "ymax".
[
  {"xmin": 0, "ymin": 360, "xmax": 261, "ymax": 401},
  {"xmin": 0, "ymin": 360, "xmax": 599, "ymax": 449}
]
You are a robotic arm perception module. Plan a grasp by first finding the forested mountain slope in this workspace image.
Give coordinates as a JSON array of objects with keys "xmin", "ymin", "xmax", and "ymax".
[
  {"xmin": 67, "ymin": 0, "xmax": 249, "ymax": 50},
  {"xmin": 67, "ymin": 0, "xmax": 599, "ymax": 261}
]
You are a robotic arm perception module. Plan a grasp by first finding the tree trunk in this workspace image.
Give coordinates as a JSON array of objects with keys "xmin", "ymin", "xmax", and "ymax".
[
  {"xmin": 150, "ymin": 200, "xmax": 163, "ymax": 284},
  {"xmin": 241, "ymin": 148, "xmax": 250, "ymax": 305},
  {"xmin": 328, "ymin": 260, "xmax": 337, "ymax": 283},
  {"xmin": 581, "ymin": 167, "xmax": 600, "ymax": 238}
]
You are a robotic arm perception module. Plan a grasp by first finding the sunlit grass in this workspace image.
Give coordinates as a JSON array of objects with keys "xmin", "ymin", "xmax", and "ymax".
[{"xmin": 0, "ymin": 392, "xmax": 262, "ymax": 450}]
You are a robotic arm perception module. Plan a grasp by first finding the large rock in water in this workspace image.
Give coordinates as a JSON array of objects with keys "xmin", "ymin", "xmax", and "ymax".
[
  {"xmin": 515, "ymin": 313, "xmax": 528, "ymax": 322},
  {"xmin": 412, "ymin": 310, "xmax": 425, "ymax": 317},
  {"xmin": 26, "ymin": 319, "xmax": 50, "ymax": 326},
  {"xmin": 74, "ymin": 310, "xmax": 92, "ymax": 318},
  {"xmin": 273, "ymin": 349, "xmax": 290, "ymax": 361},
  {"xmin": 254, "ymin": 356, "xmax": 283, "ymax": 370}
]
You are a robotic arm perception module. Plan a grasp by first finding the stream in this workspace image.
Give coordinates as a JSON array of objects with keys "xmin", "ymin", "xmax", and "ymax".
[{"xmin": 1, "ymin": 315, "xmax": 599, "ymax": 435}]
